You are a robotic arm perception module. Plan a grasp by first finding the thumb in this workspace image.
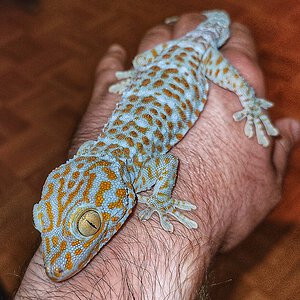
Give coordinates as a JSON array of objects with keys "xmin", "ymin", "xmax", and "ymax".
[{"xmin": 273, "ymin": 118, "xmax": 300, "ymax": 177}]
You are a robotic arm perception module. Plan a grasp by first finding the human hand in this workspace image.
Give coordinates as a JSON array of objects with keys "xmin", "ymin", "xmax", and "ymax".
[{"xmin": 16, "ymin": 13, "xmax": 300, "ymax": 299}]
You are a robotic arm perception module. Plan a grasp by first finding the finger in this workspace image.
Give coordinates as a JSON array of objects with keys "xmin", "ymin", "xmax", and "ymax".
[
  {"xmin": 138, "ymin": 24, "xmax": 172, "ymax": 53},
  {"xmin": 69, "ymin": 44, "xmax": 126, "ymax": 155},
  {"xmin": 273, "ymin": 118, "xmax": 300, "ymax": 177},
  {"xmin": 222, "ymin": 22, "xmax": 257, "ymax": 62},
  {"xmin": 221, "ymin": 22, "xmax": 265, "ymax": 97},
  {"xmin": 173, "ymin": 13, "xmax": 205, "ymax": 39},
  {"xmin": 92, "ymin": 44, "xmax": 127, "ymax": 101}
]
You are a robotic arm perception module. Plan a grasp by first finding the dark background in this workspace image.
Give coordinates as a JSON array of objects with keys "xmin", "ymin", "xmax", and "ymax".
[{"xmin": 0, "ymin": 0, "xmax": 299, "ymax": 299}]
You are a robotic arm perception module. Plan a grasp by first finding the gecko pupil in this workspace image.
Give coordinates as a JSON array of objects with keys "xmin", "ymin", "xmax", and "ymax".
[
  {"xmin": 86, "ymin": 219, "xmax": 97, "ymax": 229},
  {"xmin": 77, "ymin": 210, "xmax": 101, "ymax": 237}
]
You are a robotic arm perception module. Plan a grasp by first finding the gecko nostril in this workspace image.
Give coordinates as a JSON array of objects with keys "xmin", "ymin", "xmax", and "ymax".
[{"xmin": 53, "ymin": 267, "xmax": 64, "ymax": 278}]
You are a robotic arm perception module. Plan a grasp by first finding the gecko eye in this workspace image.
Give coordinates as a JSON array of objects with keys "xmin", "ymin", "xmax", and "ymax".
[{"xmin": 77, "ymin": 210, "xmax": 101, "ymax": 237}]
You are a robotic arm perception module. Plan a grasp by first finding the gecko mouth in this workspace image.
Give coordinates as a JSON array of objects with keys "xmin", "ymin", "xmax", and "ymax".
[{"xmin": 45, "ymin": 265, "xmax": 77, "ymax": 282}]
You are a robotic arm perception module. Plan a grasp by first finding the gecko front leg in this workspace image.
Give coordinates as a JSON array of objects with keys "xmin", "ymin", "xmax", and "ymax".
[
  {"xmin": 134, "ymin": 154, "xmax": 198, "ymax": 232},
  {"xmin": 109, "ymin": 42, "xmax": 173, "ymax": 95},
  {"xmin": 203, "ymin": 47, "xmax": 279, "ymax": 147}
]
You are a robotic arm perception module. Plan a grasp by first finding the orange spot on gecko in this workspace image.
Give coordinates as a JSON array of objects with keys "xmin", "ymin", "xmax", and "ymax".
[
  {"xmin": 72, "ymin": 240, "xmax": 80, "ymax": 246},
  {"xmin": 167, "ymin": 122, "xmax": 174, "ymax": 130},
  {"xmin": 169, "ymin": 83, "xmax": 185, "ymax": 94},
  {"xmin": 108, "ymin": 199, "xmax": 123, "ymax": 209},
  {"xmin": 151, "ymin": 48, "xmax": 158, "ymax": 56},
  {"xmin": 116, "ymin": 222, "xmax": 122, "ymax": 231},
  {"xmin": 128, "ymin": 95, "xmax": 139, "ymax": 102},
  {"xmin": 150, "ymin": 108, "xmax": 158, "ymax": 115},
  {"xmin": 130, "ymin": 131, "xmax": 138, "ymax": 138},
  {"xmin": 102, "ymin": 167, "xmax": 117, "ymax": 180},
  {"xmin": 160, "ymin": 113, "xmax": 167, "ymax": 120},
  {"xmin": 43, "ymin": 183, "xmax": 54, "ymax": 200},
  {"xmin": 156, "ymin": 119, "xmax": 162, "ymax": 127},
  {"xmin": 135, "ymin": 106, "xmax": 145, "ymax": 114},
  {"xmin": 96, "ymin": 181, "xmax": 111, "ymax": 206},
  {"xmin": 151, "ymin": 65, "xmax": 161, "ymax": 71},
  {"xmin": 125, "ymin": 137, "xmax": 134, "ymax": 147},
  {"xmin": 108, "ymin": 128, "xmax": 117, "ymax": 134},
  {"xmin": 142, "ymin": 136, "xmax": 150, "ymax": 145},
  {"xmin": 68, "ymin": 181, "xmax": 75, "ymax": 189},
  {"xmin": 72, "ymin": 171, "xmax": 80, "ymax": 179},
  {"xmin": 164, "ymin": 104, "xmax": 172, "ymax": 116},
  {"xmin": 45, "ymin": 237, "xmax": 51, "ymax": 254},
  {"xmin": 141, "ymin": 79, "xmax": 151, "ymax": 86},
  {"xmin": 195, "ymin": 109, "xmax": 201, "ymax": 117},
  {"xmin": 75, "ymin": 248, "xmax": 83, "ymax": 256},
  {"xmin": 116, "ymin": 188, "xmax": 126, "ymax": 198},
  {"xmin": 50, "ymin": 241, "xmax": 67, "ymax": 265},
  {"xmin": 113, "ymin": 119, "xmax": 124, "ymax": 126},
  {"xmin": 65, "ymin": 252, "xmax": 73, "ymax": 270},
  {"xmin": 216, "ymin": 56, "xmax": 223, "ymax": 65},
  {"xmin": 137, "ymin": 142, "xmax": 144, "ymax": 153},
  {"xmin": 154, "ymin": 130, "xmax": 164, "ymax": 142},
  {"xmin": 177, "ymin": 107, "xmax": 187, "ymax": 121},
  {"xmin": 154, "ymin": 80, "xmax": 163, "ymax": 87},
  {"xmin": 147, "ymin": 167, "xmax": 153, "ymax": 179},
  {"xmin": 163, "ymin": 88, "xmax": 173, "ymax": 97},
  {"xmin": 52, "ymin": 236, "xmax": 58, "ymax": 247},
  {"xmin": 142, "ymin": 114, "xmax": 153, "ymax": 125},
  {"xmin": 176, "ymin": 133, "xmax": 183, "ymax": 140},
  {"xmin": 133, "ymin": 156, "xmax": 143, "ymax": 167},
  {"xmin": 44, "ymin": 202, "xmax": 54, "ymax": 232}
]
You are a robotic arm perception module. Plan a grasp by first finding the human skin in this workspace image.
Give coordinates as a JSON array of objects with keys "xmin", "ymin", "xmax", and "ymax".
[{"xmin": 16, "ymin": 13, "xmax": 300, "ymax": 299}]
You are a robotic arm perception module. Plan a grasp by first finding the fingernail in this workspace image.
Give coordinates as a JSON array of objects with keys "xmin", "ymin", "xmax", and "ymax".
[
  {"xmin": 108, "ymin": 44, "xmax": 122, "ymax": 52},
  {"xmin": 290, "ymin": 120, "xmax": 300, "ymax": 143}
]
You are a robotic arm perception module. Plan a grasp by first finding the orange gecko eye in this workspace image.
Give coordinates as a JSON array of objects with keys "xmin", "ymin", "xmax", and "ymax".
[{"xmin": 77, "ymin": 210, "xmax": 101, "ymax": 237}]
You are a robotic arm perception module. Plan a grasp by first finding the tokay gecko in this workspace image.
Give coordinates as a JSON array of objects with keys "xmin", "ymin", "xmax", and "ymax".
[{"xmin": 33, "ymin": 10, "xmax": 279, "ymax": 281}]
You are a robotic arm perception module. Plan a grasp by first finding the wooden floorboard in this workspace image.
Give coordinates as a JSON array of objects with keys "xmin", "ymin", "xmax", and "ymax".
[{"xmin": 0, "ymin": 0, "xmax": 299, "ymax": 298}]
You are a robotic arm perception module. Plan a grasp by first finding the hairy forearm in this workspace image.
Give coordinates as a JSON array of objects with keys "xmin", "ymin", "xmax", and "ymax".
[{"xmin": 16, "ymin": 221, "xmax": 213, "ymax": 299}]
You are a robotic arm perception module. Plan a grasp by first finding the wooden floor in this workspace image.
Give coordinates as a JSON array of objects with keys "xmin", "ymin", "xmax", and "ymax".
[{"xmin": 0, "ymin": 0, "xmax": 299, "ymax": 299}]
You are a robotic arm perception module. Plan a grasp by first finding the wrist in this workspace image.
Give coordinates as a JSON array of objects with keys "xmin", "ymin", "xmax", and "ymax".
[{"xmin": 16, "ymin": 203, "xmax": 216, "ymax": 299}]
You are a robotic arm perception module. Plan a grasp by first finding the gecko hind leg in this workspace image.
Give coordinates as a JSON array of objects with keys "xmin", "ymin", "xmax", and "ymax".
[{"xmin": 203, "ymin": 48, "xmax": 279, "ymax": 147}]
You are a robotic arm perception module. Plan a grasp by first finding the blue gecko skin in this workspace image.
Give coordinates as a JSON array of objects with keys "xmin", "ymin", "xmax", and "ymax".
[{"xmin": 33, "ymin": 10, "xmax": 278, "ymax": 281}]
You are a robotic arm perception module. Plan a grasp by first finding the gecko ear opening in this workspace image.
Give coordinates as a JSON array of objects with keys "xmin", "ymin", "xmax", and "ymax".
[{"xmin": 33, "ymin": 203, "xmax": 43, "ymax": 233}]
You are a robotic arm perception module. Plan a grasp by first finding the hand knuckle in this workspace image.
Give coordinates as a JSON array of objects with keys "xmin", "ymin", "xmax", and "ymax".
[{"xmin": 145, "ymin": 25, "xmax": 170, "ymax": 38}]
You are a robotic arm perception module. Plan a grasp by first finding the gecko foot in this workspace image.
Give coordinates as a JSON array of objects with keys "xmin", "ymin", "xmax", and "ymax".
[
  {"xmin": 233, "ymin": 98, "xmax": 279, "ymax": 147},
  {"xmin": 138, "ymin": 195, "xmax": 198, "ymax": 232},
  {"xmin": 108, "ymin": 70, "xmax": 136, "ymax": 95}
]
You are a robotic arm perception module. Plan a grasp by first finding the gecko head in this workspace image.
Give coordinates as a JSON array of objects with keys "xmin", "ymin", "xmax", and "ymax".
[{"xmin": 33, "ymin": 154, "xmax": 135, "ymax": 281}]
